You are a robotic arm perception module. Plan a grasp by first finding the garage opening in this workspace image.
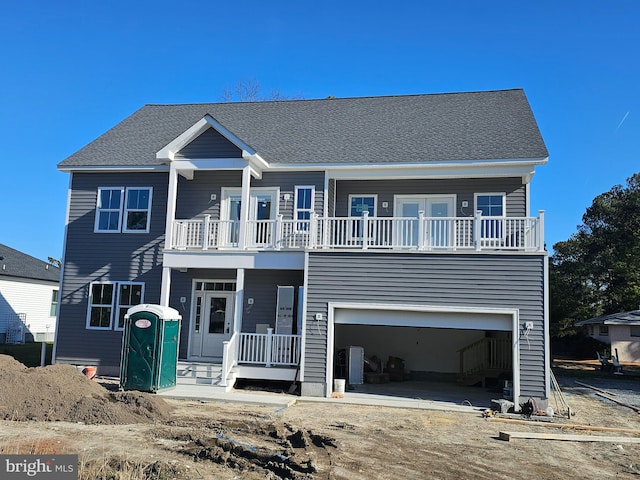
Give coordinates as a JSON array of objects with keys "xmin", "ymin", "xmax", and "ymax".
[{"xmin": 331, "ymin": 306, "xmax": 516, "ymax": 406}]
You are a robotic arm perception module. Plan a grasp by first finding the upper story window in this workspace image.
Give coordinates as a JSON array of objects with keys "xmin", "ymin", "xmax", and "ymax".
[
  {"xmin": 95, "ymin": 187, "xmax": 152, "ymax": 233},
  {"xmin": 599, "ymin": 325, "xmax": 609, "ymax": 336},
  {"xmin": 631, "ymin": 326, "xmax": 640, "ymax": 337},
  {"xmin": 349, "ymin": 195, "xmax": 377, "ymax": 217},
  {"xmin": 475, "ymin": 193, "xmax": 505, "ymax": 239},
  {"xmin": 87, "ymin": 281, "xmax": 144, "ymax": 330},
  {"xmin": 295, "ymin": 186, "xmax": 315, "ymax": 230},
  {"xmin": 475, "ymin": 193, "xmax": 505, "ymax": 217}
]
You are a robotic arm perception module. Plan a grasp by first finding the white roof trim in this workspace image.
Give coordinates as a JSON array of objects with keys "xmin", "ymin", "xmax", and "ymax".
[
  {"xmin": 156, "ymin": 114, "xmax": 258, "ymax": 162},
  {"xmin": 57, "ymin": 165, "xmax": 169, "ymax": 173}
]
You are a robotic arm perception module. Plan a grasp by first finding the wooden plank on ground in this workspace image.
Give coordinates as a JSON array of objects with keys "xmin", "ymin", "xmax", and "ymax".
[
  {"xmin": 499, "ymin": 431, "xmax": 640, "ymax": 443},
  {"xmin": 594, "ymin": 392, "xmax": 640, "ymax": 413},
  {"xmin": 488, "ymin": 417, "xmax": 640, "ymax": 435},
  {"xmin": 575, "ymin": 381, "xmax": 617, "ymax": 396}
]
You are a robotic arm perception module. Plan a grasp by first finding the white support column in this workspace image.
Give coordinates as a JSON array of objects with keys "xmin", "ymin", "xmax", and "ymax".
[
  {"xmin": 164, "ymin": 164, "xmax": 179, "ymax": 250},
  {"xmin": 538, "ymin": 210, "xmax": 545, "ymax": 252},
  {"xmin": 160, "ymin": 267, "xmax": 171, "ymax": 306},
  {"xmin": 474, "ymin": 210, "xmax": 482, "ymax": 251},
  {"xmin": 234, "ymin": 268, "xmax": 245, "ymax": 335},
  {"xmin": 238, "ymin": 166, "xmax": 251, "ymax": 250}
]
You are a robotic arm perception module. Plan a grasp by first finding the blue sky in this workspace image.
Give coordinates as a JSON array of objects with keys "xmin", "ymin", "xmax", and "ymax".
[{"xmin": 1, "ymin": 1, "xmax": 638, "ymax": 261}]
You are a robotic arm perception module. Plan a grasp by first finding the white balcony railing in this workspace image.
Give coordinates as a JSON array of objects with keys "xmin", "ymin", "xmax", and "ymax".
[
  {"xmin": 170, "ymin": 211, "xmax": 544, "ymax": 252},
  {"xmin": 237, "ymin": 329, "xmax": 301, "ymax": 367}
]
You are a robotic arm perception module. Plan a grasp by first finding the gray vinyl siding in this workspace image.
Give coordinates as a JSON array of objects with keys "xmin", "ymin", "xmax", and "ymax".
[
  {"xmin": 175, "ymin": 171, "xmax": 325, "ymax": 221},
  {"xmin": 253, "ymin": 172, "xmax": 325, "ymax": 219},
  {"xmin": 166, "ymin": 269, "xmax": 304, "ymax": 358},
  {"xmin": 242, "ymin": 270, "xmax": 304, "ymax": 334},
  {"xmin": 334, "ymin": 178, "xmax": 526, "ymax": 217},
  {"xmin": 304, "ymin": 252, "xmax": 546, "ymax": 398},
  {"xmin": 176, "ymin": 171, "xmax": 241, "ymax": 219},
  {"xmin": 174, "ymin": 128, "xmax": 243, "ymax": 158},
  {"xmin": 55, "ymin": 172, "xmax": 168, "ymax": 368}
]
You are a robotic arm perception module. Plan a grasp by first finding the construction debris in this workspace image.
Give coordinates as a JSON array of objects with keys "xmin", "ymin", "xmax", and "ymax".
[{"xmin": 499, "ymin": 431, "xmax": 640, "ymax": 443}]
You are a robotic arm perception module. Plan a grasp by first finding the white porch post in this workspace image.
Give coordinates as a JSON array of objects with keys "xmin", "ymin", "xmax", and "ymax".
[
  {"xmin": 474, "ymin": 210, "xmax": 482, "ymax": 251},
  {"xmin": 164, "ymin": 163, "xmax": 179, "ymax": 250},
  {"xmin": 238, "ymin": 166, "xmax": 251, "ymax": 249},
  {"xmin": 538, "ymin": 210, "xmax": 545, "ymax": 252},
  {"xmin": 160, "ymin": 165, "xmax": 179, "ymax": 306},
  {"xmin": 160, "ymin": 267, "xmax": 171, "ymax": 306},
  {"xmin": 234, "ymin": 268, "xmax": 245, "ymax": 334}
]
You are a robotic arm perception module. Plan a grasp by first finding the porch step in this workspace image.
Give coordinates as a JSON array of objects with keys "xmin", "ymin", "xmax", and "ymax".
[{"xmin": 177, "ymin": 361, "xmax": 226, "ymax": 386}]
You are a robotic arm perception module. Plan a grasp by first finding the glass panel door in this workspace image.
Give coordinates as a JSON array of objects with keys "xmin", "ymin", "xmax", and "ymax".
[{"xmin": 426, "ymin": 199, "xmax": 453, "ymax": 248}]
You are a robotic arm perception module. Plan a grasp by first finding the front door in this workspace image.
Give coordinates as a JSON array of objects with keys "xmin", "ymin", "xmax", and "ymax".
[
  {"xmin": 395, "ymin": 196, "xmax": 455, "ymax": 247},
  {"xmin": 190, "ymin": 292, "xmax": 234, "ymax": 359}
]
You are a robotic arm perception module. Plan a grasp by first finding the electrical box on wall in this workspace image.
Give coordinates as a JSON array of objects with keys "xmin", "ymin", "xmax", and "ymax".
[{"xmin": 462, "ymin": 201, "xmax": 469, "ymax": 208}]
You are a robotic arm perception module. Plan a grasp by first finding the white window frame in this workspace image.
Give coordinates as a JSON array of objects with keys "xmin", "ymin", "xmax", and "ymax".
[
  {"xmin": 123, "ymin": 187, "xmax": 153, "ymax": 233},
  {"xmin": 294, "ymin": 186, "xmax": 315, "ymax": 231},
  {"xmin": 86, "ymin": 281, "xmax": 145, "ymax": 331},
  {"xmin": 475, "ymin": 192, "xmax": 506, "ymax": 240},
  {"xmin": 348, "ymin": 194, "xmax": 377, "ymax": 217},
  {"xmin": 49, "ymin": 289, "xmax": 59, "ymax": 317},
  {"xmin": 95, "ymin": 187, "xmax": 124, "ymax": 233},
  {"xmin": 94, "ymin": 186, "xmax": 153, "ymax": 233},
  {"xmin": 86, "ymin": 282, "xmax": 117, "ymax": 330},
  {"xmin": 474, "ymin": 192, "xmax": 506, "ymax": 217},
  {"xmin": 114, "ymin": 282, "xmax": 145, "ymax": 331}
]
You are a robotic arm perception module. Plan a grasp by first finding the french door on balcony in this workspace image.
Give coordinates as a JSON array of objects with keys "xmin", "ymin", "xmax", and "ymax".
[
  {"xmin": 221, "ymin": 188, "xmax": 278, "ymax": 247},
  {"xmin": 394, "ymin": 195, "xmax": 455, "ymax": 248},
  {"xmin": 190, "ymin": 292, "xmax": 234, "ymax": 359}
]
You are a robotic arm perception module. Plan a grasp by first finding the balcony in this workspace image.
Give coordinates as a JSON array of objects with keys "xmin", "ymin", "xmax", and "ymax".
[{"xmin": 169, "ymin": 211, "xmax": 544, "ymax": 253}]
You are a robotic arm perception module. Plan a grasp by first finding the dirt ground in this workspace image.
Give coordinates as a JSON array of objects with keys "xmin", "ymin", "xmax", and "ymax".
[{"xmin": 1, "ymin": 355, "xmax": 640, "ymax": 479}]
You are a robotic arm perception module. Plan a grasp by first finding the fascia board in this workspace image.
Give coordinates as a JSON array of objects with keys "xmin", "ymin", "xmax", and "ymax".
[
  {"xmin": 270, "ymin": 157, "xmax": 548, "ymax": 171},
  {"xmin": 57, "ymin": 165, "xmax": 169, "ymax": 173}
]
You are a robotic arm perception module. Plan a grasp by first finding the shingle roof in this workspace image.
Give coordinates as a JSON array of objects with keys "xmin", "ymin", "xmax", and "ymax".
[
  {"xmin": 58, "ymin": 89, "xmax": 548, "ymax": 168},
  {"xmin": 0, "ymin": 244, "xmax": 60, "ymax": 283},
  {"xmin": 576, "ymin": 310, "xmax": 640, "ymax": 326}
]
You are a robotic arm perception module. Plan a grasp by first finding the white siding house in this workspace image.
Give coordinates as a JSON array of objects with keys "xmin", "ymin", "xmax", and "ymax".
[{"xmin": 0, "ymin": 244, "xmax": 60, "ymax": 342}]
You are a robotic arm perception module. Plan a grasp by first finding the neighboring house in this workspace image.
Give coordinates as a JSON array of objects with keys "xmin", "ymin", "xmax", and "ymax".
[
  {"xmin": 54, "ymin": 89, "xmax": 550, "ymax": 407},
  {"xmin": 0, "ymin": 244, "xmax": 60, "ymax": 343},
  {"xmin": 576, "ymin": 310, "xmax": 640, "ymax": 363}
]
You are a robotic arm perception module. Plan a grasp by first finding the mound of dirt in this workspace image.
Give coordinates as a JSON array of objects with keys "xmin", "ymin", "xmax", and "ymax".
[{"xmin": 0, "ymin": 355, "xmax": 172, "ymax": 424}]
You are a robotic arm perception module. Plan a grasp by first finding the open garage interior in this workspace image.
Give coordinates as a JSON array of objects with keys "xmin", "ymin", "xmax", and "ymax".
[{"xmin": 332, "ymin": 307, "xmax": 515, "ymax": 406}]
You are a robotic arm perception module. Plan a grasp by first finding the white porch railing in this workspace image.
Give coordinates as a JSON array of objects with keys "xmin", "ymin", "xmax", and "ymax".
[
  {"xmin": 238, "ymin": 329, "xmax": 301, "ymax": 367},
  {"xmin": 170, "ymin": 211, "xmax": 544, "ymax": 252},
  {"xmin": 220, "ymin": 331, "xmax": 239, "ymax": 387}
]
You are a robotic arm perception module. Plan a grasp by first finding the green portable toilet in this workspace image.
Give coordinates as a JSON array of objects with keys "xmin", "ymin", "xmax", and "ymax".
[{"xmin": 120, "ymin": 304, "xmax": 182, "ymax": 392}]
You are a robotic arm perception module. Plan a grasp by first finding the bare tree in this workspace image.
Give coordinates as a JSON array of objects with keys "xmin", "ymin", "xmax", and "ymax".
[{"xmin": 220, "ymin": 78, "xmax": 303, "ymax": 102}]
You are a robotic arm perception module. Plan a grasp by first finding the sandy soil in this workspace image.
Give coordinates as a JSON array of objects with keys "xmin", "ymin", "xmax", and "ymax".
[{"xmin": 1, "ymin": 355, "xmax": 640, "ymax": 479}]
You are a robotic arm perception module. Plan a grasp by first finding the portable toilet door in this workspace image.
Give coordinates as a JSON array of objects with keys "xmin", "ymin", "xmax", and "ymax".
[{"xmin": 120, "ymin": 304, "xmax": 181, "ymax": 392}]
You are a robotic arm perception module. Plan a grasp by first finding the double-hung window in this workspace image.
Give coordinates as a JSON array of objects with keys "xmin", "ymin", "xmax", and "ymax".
[
  {"xmin": 87, "ymin": 281, "xmax": 144, "ymax": 330},
  {"xmin": 475, "ymin": 193, "xmax": 505, "ymax": 240},
  {"xmin": 95, "ymin": 187, "xmax": 152, "ymax": 233},
  {"xmin": 294, "ymin": 186, "xmax": 315, "ymax": 230}
]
